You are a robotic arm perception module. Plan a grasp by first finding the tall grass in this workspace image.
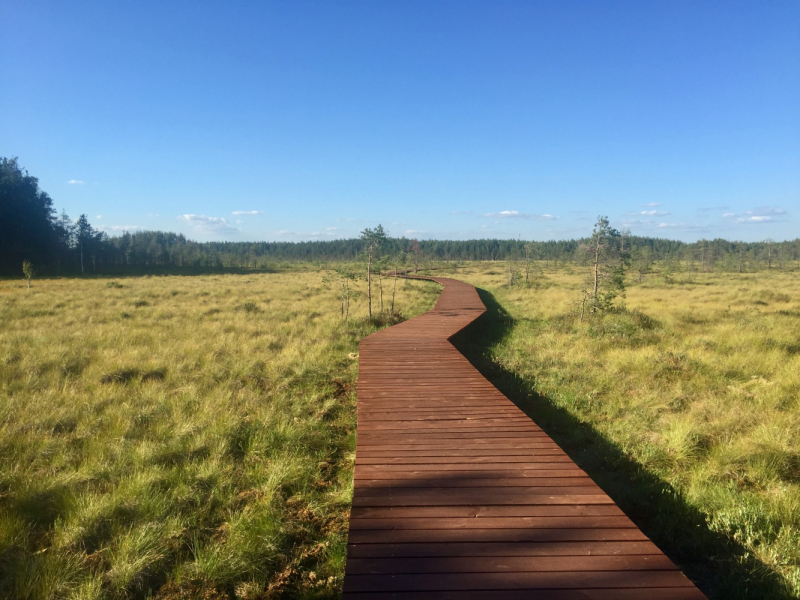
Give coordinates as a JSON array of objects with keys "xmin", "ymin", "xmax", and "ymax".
[
  {"xmin": 451, "ymin": 263, "xmax": 800, "ymax": 599},
  {"xmin": 0, "ymin": 270, "xmax": 440, "ymax": 599}
]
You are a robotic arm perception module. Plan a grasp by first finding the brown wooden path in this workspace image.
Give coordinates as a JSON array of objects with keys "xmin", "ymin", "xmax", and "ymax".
[{"xmin": 344, "ymin": 277, "xmax": 706, "ymax": 599}]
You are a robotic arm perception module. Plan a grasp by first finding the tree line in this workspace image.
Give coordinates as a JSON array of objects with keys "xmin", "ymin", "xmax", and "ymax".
[{"xmin": 2, "ymin": 156, "xmax": 799, "ymax": 276}]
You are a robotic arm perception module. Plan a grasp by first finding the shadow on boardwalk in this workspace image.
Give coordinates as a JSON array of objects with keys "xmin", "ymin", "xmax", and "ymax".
[{"xmin": 449, "ymin": 288, "xmax": 793, "ymax": 600}]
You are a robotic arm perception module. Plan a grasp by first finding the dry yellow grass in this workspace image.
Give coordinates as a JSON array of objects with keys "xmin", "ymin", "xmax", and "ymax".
[
  {"xmin": 3, "ymin": 261, "xmax": 798, "ymax": 599},
  {"xmin": 0, "ymin": 269, "xmax": 439, "ymax": 599},
  {"xmin": 444, "ymin": 261, "xmax": 800, "ymax": 598}
]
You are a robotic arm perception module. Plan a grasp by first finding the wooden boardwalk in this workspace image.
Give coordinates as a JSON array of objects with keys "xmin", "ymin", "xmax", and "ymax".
[{"xmin": 343, "ymin": 277, "xmax": 706, "ymax": 599}]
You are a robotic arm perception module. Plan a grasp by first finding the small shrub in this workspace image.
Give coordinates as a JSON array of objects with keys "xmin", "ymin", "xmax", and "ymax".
[
  {"xmin": 106, "ymin": 281, "xmax": 124, "ymax": 289},
  {"xmin": 235, "ymin": 302, "xmax": 261, "ymax": 314},
  {"xmin": 100, "ymin": 369, "xmax": 140, "ymax": 384},
  {"xmin": 133, "ymin": 300, "xmax": 149, "ymax": 308}
]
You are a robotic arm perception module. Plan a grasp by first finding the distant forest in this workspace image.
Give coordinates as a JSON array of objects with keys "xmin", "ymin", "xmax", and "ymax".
[{"xmin": 3, "ymin": 156, "xmax": 799, "ymax": 276}]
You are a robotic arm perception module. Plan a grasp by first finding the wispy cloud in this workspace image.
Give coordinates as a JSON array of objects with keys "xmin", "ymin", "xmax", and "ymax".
[
  {"xmin": 179, "ymin": 214, "xmax": 240, "ymax": 235},
  {"xmin": 67, "ymin": 179, "xmax": 84, "ymax": 185},
  {"xmin": 642, "ymin": 202, "xmax": 661, "ymax": 207},
  {"xmin": 655, "ymin": 222, "xmax": 710, "ymax": 231},
  {"xmin": 750, "ymin": 206, "xmax": 787, "ymax": 217},
  {"xmin": 722, "ymin": 206, "xmax": 787, "ymax": 224},
  {"xmin": 405, "ymin": 229, "xmax": 426, "ymax": 235},
  {"xmin": 628, "ymin": 210, "xmax": 669, "ymax": 217},
  {"xmin": 737, "ymin": 216, "xmax": 773, "ymax": 223},
  {"xmin": 631, "ymin": 210, "xmax": 670, "ymax": 216},
  {"xmin": 272, "ymin": 227, "xmax": 343, "ymax": 239},
  {"xmin": 483, "ymin": 210, "xmax": 559, "ymax": 220},
  {"xmin": 698, "ymin": 206, "xmax": 729, "ymax": 212},
  {"xmin": 99, "ymin": 225, "xmax": 140, "ymax": 232},
  {"xmin": 618, "ymin": 218, "xmax": 709, "ymax": 233},
  {"xmin": 231, "ymin": 210, "xmax": 263, "ymax": 216}
]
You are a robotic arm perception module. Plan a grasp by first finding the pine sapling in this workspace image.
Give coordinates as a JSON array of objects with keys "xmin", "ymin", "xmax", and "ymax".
[{"xmin": 22, "ymin": 260, "xmax": 34, "ymax": 290}]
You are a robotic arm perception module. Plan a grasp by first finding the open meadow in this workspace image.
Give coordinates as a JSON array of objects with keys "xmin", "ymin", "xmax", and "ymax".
[
  {"xmin": 444, "ymin": 261, "xmax": 800, "ymax": 598},
  {"xmin": 0, "ymin": 269, "xmax": 440, "ymax": 599},
  {"xmin": 2, "ymin": 262, "xmax": 799, "ymax": 599}
]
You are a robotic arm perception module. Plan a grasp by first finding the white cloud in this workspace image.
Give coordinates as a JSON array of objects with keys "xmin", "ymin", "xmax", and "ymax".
[
  {"xmin": 179, "ymin": 214, "xmax": 240, "ymax": 235},
  {"xmin": 483, "ymin": 210, "xmax": 559, "ymax": 220},
  {"xmin": 231, "ymin": 210, "xmax": 263, "ymax": 216},
  {"xmin": 405, "ymin": 229, "xmax": 426, "ymax": 235},
  {"xmin": 99, "ymin": 225, "xmax": 140, "ymax": 232},
  {"xmin": 96, "ymin": 215, "xmax": 102, "ymax": 219},
  {"xmin": 723, "ymin": 206, "xmax": 786, "ymax": 224},
  {"xmin": 642, "ymin": 202, "xmax": 661, "ymax": 207},
  {"xmin": 618, "ymin": 218, "xmax": 709, "ymax": 233},
  {"xmin": 272, "ymin": 227, "xmax": 343, "ymax": 239},
  {"xmin": 635, "ymin": 210, "xmax": 670, "ymax": 216},
  {"xmin": 67, "ymin": 179, "xmax": 84, "ymax": 185}
]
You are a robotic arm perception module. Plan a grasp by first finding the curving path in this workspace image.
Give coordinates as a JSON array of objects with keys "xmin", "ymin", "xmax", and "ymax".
[{"xmin": 343, "ymin": 277, "xmax": 706, "ymax": 599}]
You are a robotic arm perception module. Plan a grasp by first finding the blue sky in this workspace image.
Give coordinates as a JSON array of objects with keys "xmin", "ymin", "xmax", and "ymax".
[{"xmin": 2, "ymin": 1, "xmax": 798, "ymax": 242}]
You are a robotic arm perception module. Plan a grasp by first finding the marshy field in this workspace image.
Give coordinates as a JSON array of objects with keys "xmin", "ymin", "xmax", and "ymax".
[
  {"xmin": 0, "ymin": 270, "xmax": 440, "ymax": 599},
  {"xmin": 1, "ymin": 263, "xmax": 799, "ymax": 599}
]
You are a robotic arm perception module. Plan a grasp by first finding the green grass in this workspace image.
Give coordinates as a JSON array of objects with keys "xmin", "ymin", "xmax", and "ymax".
[
  {"xmin": 448, "ymin": 262, "xmax": 800, "ymax": 599},
  {"xmin": 4, "ymin": 261, "xmax": 799, "ymax": 599},
  {"xmin": 0, "ymin": 270, "xmax": 440, "ymax": 599}
]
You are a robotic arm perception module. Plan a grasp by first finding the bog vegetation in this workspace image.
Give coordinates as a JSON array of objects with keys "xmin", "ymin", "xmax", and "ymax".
[
  {"xmin": 451, "ymin": 260, "xmax": 800, "ymax": 599},
  {"xmin": 2, "ymin": 252, "xmax": 799, "ymax": 598},
  {"xmin": 0, "ymin": 269, "xmax": 441, "ymax": 599}
]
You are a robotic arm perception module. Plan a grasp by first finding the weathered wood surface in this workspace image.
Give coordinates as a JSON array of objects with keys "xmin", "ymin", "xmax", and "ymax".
[{"xmin": 344, "ymin": 277, "xmax": 706, "ymax": 599}]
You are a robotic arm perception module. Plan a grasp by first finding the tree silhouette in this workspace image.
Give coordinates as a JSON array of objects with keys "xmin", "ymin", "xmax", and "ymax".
[{"xmin": 0, "ymin": 157, "xmax": 61, "ymax": 275}]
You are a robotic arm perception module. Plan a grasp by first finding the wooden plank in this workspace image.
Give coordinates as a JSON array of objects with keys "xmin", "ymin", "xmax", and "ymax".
[
  {"xmin": 342, "ymin": 570, "xmax": 697, "ymax": 592},
  {"xmin": 348, "ymin": 516, "xmax": 637, "ymax": 529},
  {"xmin": 343, "ymin": 277, "xmax": 707, "ymax": 598},
  {"xmin": 342, "ymin": 589, "xmax": 707, "ymax": 600},
  {"xmin": 347, "ymin": 528, "xmax": 649, "ymax": 545},
  {"xmin": 351, "ymin": 490, "xmax": 614, "ymax": 507},
  {"xmin": 345, "ymin": 554, "xmax": 677, "ymax": 574},
  {"xmin": 345, "ymin": 540, "xmax": 660, "ymax": 558},
  {"xmin": 350, "ymin": 505, "xmax": 625, "ymax": 519}
]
